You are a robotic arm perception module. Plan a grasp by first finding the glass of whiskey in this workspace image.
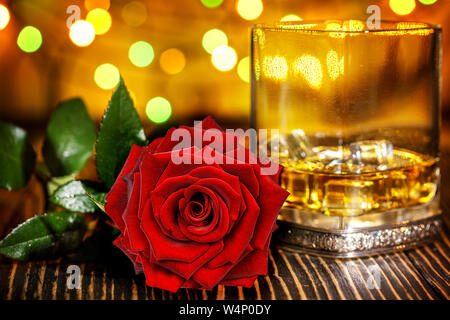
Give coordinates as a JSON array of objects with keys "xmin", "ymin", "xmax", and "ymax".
[{"xmin": 251, "ymin": 20, "xmax": 442, "ymax": 257}]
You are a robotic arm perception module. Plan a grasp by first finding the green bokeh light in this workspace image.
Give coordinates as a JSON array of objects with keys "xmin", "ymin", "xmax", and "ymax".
[
  {"xmin": 128, "ymin": 41, "xmax": 154, "ymax": 67},
  {"xmin": 200, "ymin": 0, "xmax": 224, "ymax": 8},
  {"xmin": 418, "ymin": 0, "xmax": 438, "ymax": 4},
  {"xmin": 17, "ymin": 26, "xmax": 42, "ymax": 53},
  {"xmin": 146, "ymin": 97, "xmax": 172, "ymax": 123}
]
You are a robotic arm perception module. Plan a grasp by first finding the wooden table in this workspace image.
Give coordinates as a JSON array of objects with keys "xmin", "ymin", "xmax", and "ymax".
[{"xmin": 1, "ymin": 158, "xmax": 449, "ymax": 300}]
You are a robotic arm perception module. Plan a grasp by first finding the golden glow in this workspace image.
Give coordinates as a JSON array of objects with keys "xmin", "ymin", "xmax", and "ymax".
[
  {"xmin": 237, "ymin": 56, "xmax": 250, "ymax": 83},
  {"xmin": 418, "ymin": 0, "xmax": 438, "ymax": 4},
  {"xmin": 69, "ymin": 20, "xmax": 95, "ymax": 47},
  {"xmin": 281, "ymin": 23, "xmax": 318, "ymax": 30},
  {"xmin": 236, "ymin": 0, "xmax": 263, "ymax": 20},
  {"xmin": 0, "ymin": 4, "xmax": 10, "ymax": 30},
  {"xmin": 146, "ymin": 97, "xmax": 172, "ymax": 123},
  {"xmin": 85, "ymin": 0, "xmax": 110, "ymax": 11},
  {"xmin": 326, "ymin": 50, "xmax": 340, "ymax": 81},
  {"xmin": 128, "ymin": 41, "xmax": 154, "ymax": 67},
  {"xmin": 160, "ymin": 48, "xmax": 186, "ymax": 75},
  {"xmin": 122, "ymin": 1, "xmax": 147, "ymax": 27},
  {"xmin": 339, "ymin": 57, "xmax": 344, "ymax": 76},
  {"xmin": 396, "ymin": 22, "xmax": 432, "ymax": 35},
  {"xmin": 211, "ymin": 45, "xmax": 237, "ymax": 71},
  {"xmin": 389, "ymin": 0, "xmax": 416, "ymax": 15},
  {"xmin": 294, "ymin": 55, "xmax": 323, "ymax": 89},
  {"xmin": 280, "ymin": 14, "xmax": 302, "ymax": 22},
  {"xmin": 326, "ymin": 20, "xmax": 365, "ymax": 38},
  {"xmin": 262, "ymin": 56, "xmax": 288, "ymax": 81},
  {"xmin": 86, "ymin": 8, "xmax": 112, "ymax": 35},
  {"xmin": 202, "ymin": 29, "xmax": 228, "ymax": 54},
  {"xmin": 94, "ymin": 63, "xmax": 120, "ymax": 90}
]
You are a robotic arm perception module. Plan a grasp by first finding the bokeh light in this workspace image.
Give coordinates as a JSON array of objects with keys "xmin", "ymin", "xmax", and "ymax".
[
  {"xmin": 160, "ymin": 48, "xmax": 186, "ymax": 75},
  {"xmin": 326, "ymin": 50, "xmax": 340, "ymax": 81},
  {"xmin": 211, "ymin": 45, "xmax": 237, "ymax": 71},
  {"xmin": 236, "ymin": 0, "xmax": 263, "ymax": 20},
  {"xmin": 389, "ymin": 0, "xmax": 416, "ymax": 15},
  {"xmin": 122, "ymin": 1, "xmax": 147, "ymax": 27},
  {"xmin": 280, "ymin": 14, "xmax": 302, "ymax": 22},
  {"xmin": 200, "ymin": 0, "xmax": 224, "ymax": 8},
  {"xmin": 86, "ymin": 8, "xmax": 112, "ymax": 35},
  {"xmin": 94, "ymin": 63, "xmax": 120, "ymax": 90},
  {"xmin": 17, "ymin": 26, "xmax": 43, "ymax": 53},
  {"xmin": 146, "ymin": 97, "xmax": 172, "ymax": 123},
  {"xmin": 0, "ymin": 4, "xmax": 10, "ymax": 30},
  {"xmin": 202, "ymin": 29, "xmax": 228, "ymax": 54},
  {"xmin": 69, "ymin": 20, "xmax": 96, "ymax": 47},
  {"xmin": 418, "ymin": 0, "xmax": 438, "ymax": 4},
  {"xmin": 84, "ymin": 0, "xmax": 110, "ymax": 11},
  {"xmin": 237, "ymin": 56, "xmax": 250, "ymax": 83},
  {"xmin": 128, "ymin": 41, "xmax": 154, "ymax": 67}
]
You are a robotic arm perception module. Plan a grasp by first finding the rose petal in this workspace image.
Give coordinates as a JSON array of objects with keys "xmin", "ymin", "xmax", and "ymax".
[
  {"xmin": 105, "ymin": 145, "xmax": 144, "ymax": 231},
  {"xmin": 157, "ymin": 189, "xmax": 190, "ymax": 241},
  {"xmin": 220, "ymin": 276, "xmax": 258, "ymax": 288},
  {"xmin": 113, "ymin": 235, "xmax": 143, "ymax": 274},
  {"xmin": 141, "ymin": 256, "xmax": 185, "ymax": 293},
  {"xmin": 140, "ymin": 199, "xmax": 211, "ymax": 262}
]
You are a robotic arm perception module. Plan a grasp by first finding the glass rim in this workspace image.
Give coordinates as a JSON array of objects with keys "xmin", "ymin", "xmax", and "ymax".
[{"xmin": 251, "ymin": 20, "xmax": 441, "ymax": 34}]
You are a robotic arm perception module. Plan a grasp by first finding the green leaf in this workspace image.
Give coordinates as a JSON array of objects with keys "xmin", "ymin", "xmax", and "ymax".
[
  {"xmin": 83, "ymin": 185, "xmax": 106, "ymax": 213},
  {"xmin": 96, "ymin": 77, "xmax": 146, "ymax": 188},
  {"xmin": 43, "ymin": 98, "xmax": 96, "ymax": 177},
  {"xmin": 46, "ymin": 173, "xmax": 78, "ymax": 196},
  {"xmin": 0, "ymin": 212, "xmax": 86, "ymax": 261},
  {"xmin": 0, "ymin": 121, "xmax": 36, "ymax": 190},
  {"xmin": 50, "ymin": 180, "xmax": 107, "ymax": 213}
]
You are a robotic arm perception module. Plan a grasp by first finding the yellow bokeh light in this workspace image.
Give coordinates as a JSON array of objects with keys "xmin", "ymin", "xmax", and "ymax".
[
  {"xmin": 0, "ymin": 4, "xmax": 10, "ymax": 30},
  {"xmin": 326, "ymin": 20, "xmax": 365, "ymax": 38},
  {"xmin": 122, "ymin": 1, "xmax": 147, "ymax": 27},
  {"xmin": 280, "ymin": 14, "xmax": 302, "ymax": 22},
  {"xmin": 128, "ymin": 41, "xmax": 154, "ymax": 67},
  {"xmin": 339, "ymin": 57, "xmax": 344, "ymax": 75},
  {"xmin": 202, "ymin": 29, "xmax": 228, "ymax": 54},
  {"xmin": 211, "ymin": 45, "xmax": 237, "ymax": 71},
  {"xmin": 160, "ymin": 48, "xmax": 186, "ymax": 75},
  {"xmin": 85, "ymin": 0, "xmax": 110, "ymax": 11},
  {"xmin": 327, "ymin": 50, "xmax": 340, "ymax": 81},
  {"xmin": 294, "ymin": 55, "xmax": 323, "ymax": 89},
  {"xmin": 86, "ymin": 8, "xmax": 112, "ymax": 35},
  {"xmin": 262, "ymin": 56, "xmax": 288, "ymax": 81},
  {"xmin": 389, "ymin": 0, "xmax": 416, "ymax": 15},
  {"xmin": 94, "ymin": 63, "xmax": 120, "ymax": 90},
  {"xmin": 237, "ymin": 56, "xmax": 250, "ymax": 83},
  {"xmin": 236, "ymin": 0, "xmax": 263, "ymax": 21},
  {"xmin": 69, "ymin": 20, "xmax": 95, "ymax": 47}
]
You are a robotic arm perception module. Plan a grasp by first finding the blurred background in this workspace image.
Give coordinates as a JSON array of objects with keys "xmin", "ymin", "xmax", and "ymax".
[{"xmin": 0, "ymin": 0, "xmax": 448, "ymax": 139}]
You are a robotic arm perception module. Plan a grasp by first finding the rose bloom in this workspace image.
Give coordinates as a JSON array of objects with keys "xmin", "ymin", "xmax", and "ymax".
[{"xmin": 105, "ymin": 117, "xmax": 288, "ymax": 292}]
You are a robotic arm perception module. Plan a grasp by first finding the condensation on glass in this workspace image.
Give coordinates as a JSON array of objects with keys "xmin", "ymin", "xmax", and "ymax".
[{"xmin": 251, "ymin": 20, "xmax": 442, "ymax": 257}]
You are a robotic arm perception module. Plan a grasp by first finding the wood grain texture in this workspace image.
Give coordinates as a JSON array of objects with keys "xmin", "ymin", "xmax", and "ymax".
[{"xmin": 1, "ymin": 156, "xmax": 450, "ymax": 300}]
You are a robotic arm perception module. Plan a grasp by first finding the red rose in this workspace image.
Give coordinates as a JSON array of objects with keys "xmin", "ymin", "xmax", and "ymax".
[{"xmin": 105, "ymin": 117, "xmax": 288, "ymax": 292}]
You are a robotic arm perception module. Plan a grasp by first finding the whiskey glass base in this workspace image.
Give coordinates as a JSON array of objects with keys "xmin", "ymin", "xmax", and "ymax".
[{"xmin": 275, "ymin": 199, "xmax": 442, "ymax": 258}]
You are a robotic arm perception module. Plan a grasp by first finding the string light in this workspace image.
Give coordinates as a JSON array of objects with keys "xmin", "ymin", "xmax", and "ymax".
[
  {"xmin": 418, "ymin": 0, "xmax": 438, "ymax": 4},
  {"xmin": 0, "ymin": 4, "xmax": 10, "ymax": 30},
  {"xmin": 146, "ymin": 97, "xmax": 172, "ymax": 123},
  {"xmin": 69, "ymin": 20, "xmax": 95, "ymax": 47},
  {"xmin": 86, "ymin": 8, "xmax": 112, "ymax": 35},
  {"xmin": 17, "ymin": 26, "xmax": 43, "ymax": 53},
  {"xmin": 122, "ymin": 1, "xmax": 147, "ymax": 27},
  {"xmin": 237, "ymin": 56, "xmax": 250, "ymax": 83},
  {"xmin": 236, "ymin": 0, "xmax": 263, "ymax": 20},
  {"xmin": 160, "ymin": 48, "xmax": 186, "ymax": 75},
  {"xmin": 128, "ymin": 41, "xmax": 154, "ymax": 67},
  {"xmin": 84, "ymin": 0, "xmax": 110, "ymax": 11},
  {"xmin": 280, "ymin": 14, "xmax": 302, "ymax": 22},
  {"xmin": 202, "ymin": 29, "xmax": 228, "ymax": 54},
  {"xmin": 389, "ymin": 0, "xmax": 416, "ymax": 15},
  {"xmin": 94, "ymin": 63, "xmax": 119, "ymax": 90},
  {"xmin": 211, "ymin": 45, "xmax": 237, "ymax": 71},
  {"xmin": 200, "ymin": 0, "xmax": 224, "ymax": 8}
]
